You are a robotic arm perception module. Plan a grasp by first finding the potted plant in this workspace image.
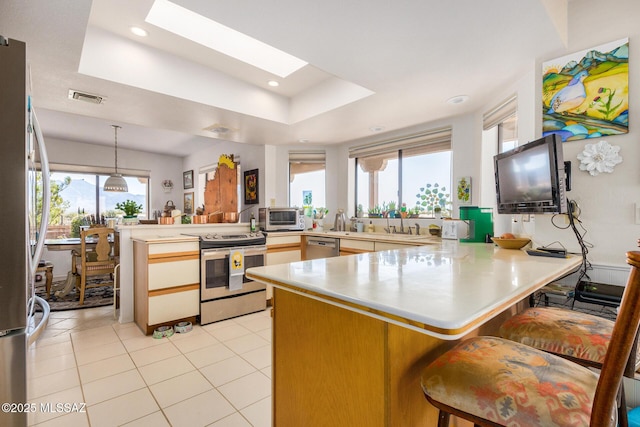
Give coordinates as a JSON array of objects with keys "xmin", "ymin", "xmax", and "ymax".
[
  {"xmin": 386, "ymin": 201, "xmax": 397, "ymax": 218},
  {"xmin": 115, "ymin": 200, "xmax": 142, "ymax": 219},
  {"xmin": 400, "ymin": 203, "xmax": 408, "ymax": 218},
  {"xmin": 368, "ymin": 205, "xmax": 382, "ymax": 218}
]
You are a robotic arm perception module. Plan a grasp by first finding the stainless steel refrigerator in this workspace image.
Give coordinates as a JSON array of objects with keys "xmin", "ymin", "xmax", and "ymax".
[{"xmin": 0, "ymin": 36, "xmax": 51, "ymax": 427}]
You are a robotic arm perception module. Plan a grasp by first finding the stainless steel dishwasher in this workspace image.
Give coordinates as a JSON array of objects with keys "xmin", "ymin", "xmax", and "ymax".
[{"xmin": 305, "ymin": 236, "xmax": 340, "ymax": 259}]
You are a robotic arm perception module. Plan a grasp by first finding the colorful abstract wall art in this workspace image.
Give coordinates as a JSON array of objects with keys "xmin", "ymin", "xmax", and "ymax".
[
  {"xmin": 542, "ymin": 38, "xmax": 628, "ymax": 141},
  {"xmin": 456, "ymin": 176, "xmax": 471, "ymax": 206}
]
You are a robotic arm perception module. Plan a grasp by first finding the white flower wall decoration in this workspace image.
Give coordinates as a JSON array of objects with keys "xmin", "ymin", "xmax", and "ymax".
[{"xmin": 576, "ymin": 140, "xmax": 622, "ymax": 176}]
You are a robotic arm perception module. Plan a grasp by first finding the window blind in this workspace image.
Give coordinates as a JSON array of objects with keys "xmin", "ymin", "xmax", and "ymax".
[
  {"xmin": 289, "ymin": 150, "xmax": 326, "ymax": 163},
  {"xmin": 482, "ymin": 95, "xmax": 517, "ymax": 130},
  {"xmin": 289, "ymin": 151, "xmax": 326, "ymax": 177},
  {"xmin": 48, "ymin": 162, "xmax": 150, "ymax": 178},
  {"xmin": 348, "ymin": 127, "xmax": 451, "ymax": 159}
]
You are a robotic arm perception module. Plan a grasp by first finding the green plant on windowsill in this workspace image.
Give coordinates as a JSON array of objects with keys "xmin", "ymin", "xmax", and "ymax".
[
  {"xmin": 386, "ymin": 201, "xmax": 397, "ymax": 218},
  {"xmin": 115, "ymin": 200, "xmax": 142, "ymax": 218},
  {"xmin": 368, "ymin": 205, "xmax": 382, "ymax": 218}
]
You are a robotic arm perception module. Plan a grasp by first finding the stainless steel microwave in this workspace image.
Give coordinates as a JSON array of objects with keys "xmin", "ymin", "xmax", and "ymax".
[{"xmin": 258, "ymin": 207, "xmax": 305, "ymax": 231}]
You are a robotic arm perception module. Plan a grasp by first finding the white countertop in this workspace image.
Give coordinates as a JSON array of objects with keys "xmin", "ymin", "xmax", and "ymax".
[
  {"xmin": 131, "ymin": 235, "xmax": 200, "ymax": 244},
  {"xmin": 246, "ymin": 242, "xmax": 582, "ymax": 339},
  {"xmin": 305, "ymin": 230, "xmax": 440, "ymax": 245},
  {"xmin": 265, "ymin": 229, "xmax": 441, "ymax": 246}
]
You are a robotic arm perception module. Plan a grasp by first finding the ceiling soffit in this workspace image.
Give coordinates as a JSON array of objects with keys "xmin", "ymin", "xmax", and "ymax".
[{"xmin": 80, "ymin": 1, "xmax": 374, "ymax": 126}]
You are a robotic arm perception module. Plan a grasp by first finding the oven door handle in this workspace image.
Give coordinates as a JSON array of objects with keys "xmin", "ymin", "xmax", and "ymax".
[
  {"xmin": 201, "ymin": 248, "xmax": 229, "ymax": 260},
  {"xmin": 241, "ymin": 246, "xmax": 267, "ymax": 257}
]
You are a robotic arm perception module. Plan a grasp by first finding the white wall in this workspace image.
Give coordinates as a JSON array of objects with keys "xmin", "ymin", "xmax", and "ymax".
[{"xmin": 527, "ymin": 0, "xmax": 640, "ymax": 267}]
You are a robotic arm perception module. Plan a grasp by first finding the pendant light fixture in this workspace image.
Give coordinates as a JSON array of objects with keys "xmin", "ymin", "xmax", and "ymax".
[{"xmin": 103, "ymin": 125, "xmax": 128, "ymax": 192}]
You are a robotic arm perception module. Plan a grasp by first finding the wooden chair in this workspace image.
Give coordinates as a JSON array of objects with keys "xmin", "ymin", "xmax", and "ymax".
[
  {"xmin": 73, "ymin": 227, "xmax": 117, "ymax": 305},
  {"xmin": 421, "ymin": 251, "xmax": 640, "ymax": 427}
]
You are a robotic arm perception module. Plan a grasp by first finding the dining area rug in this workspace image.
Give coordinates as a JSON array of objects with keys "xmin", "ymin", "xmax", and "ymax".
[{"xmin": 35, "ymin": 275, "xmax": 114, "ymax": 311}]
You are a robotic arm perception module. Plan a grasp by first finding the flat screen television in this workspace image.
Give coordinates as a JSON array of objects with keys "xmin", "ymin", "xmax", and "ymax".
[{"xmin": 494, "ymin": 134, "xmax": 568, "ymax": 214}]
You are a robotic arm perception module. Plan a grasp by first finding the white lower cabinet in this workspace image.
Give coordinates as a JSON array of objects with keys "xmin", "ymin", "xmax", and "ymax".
[
  {"xmin": 265, "ymin": 234, "xmax": 302, "ymax": 300},
  {"xmin": 340, "ymin": 238, "xmax": 375, "ymax": 255},
  {"xmin": 133, "ymin": 239, "xmax": 200, "ymax": 334}
]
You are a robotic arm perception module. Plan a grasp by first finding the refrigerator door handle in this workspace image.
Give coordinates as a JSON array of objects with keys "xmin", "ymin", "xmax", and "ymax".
[
  {"xmin": 27, "ymin": 296, "xmax": 49, "ymax": 346},
  {"xmin": 28, "ymin": 105, "xmax": 51, "ymax": 273},
  {"xmin": 26, "ymin": 105, "xmax": 51, "ymax": 343}
]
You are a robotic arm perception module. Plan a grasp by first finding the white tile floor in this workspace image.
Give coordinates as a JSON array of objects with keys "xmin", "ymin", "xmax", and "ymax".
[{"xmin": 27, "ymin": 306, "xmax": 272, "ymax": 426}]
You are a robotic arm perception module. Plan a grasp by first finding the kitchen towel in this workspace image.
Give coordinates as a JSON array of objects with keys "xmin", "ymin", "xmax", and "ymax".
[{"xmin": 228, "ymin": 249, "xmax": 244, "ymax": 291}]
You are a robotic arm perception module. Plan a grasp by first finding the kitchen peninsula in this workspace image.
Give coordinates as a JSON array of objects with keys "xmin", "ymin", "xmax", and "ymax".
[
  {"xmin": 115, "ymin": 224, "xmax": 440, "ymax": 325},
  {"xmin": 245, "ymin": 243, "xmax": 581, "ymax": 426}
]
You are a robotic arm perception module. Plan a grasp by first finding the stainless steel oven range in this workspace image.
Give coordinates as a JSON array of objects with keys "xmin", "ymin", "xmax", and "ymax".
[{"xmin": 184, "ymin": 231, "xmax": 267, "ymax": 325}]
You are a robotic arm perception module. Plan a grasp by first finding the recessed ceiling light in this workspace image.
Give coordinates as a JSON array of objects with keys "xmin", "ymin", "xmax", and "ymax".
[
  {"xmin": 298, "ymin": 138, "xmax": 309, "ymax": 143},
  {"xmin": 268, "ymin": 80, "xmax": 279, "ymax": 87},
  {"xmin": 130, "ymin": 27, "xmax": 148, "ymax": 37},
  {"xmin": 447, "ymin": 95, "xmax": 469, "ymax": 105},
  {"xmin": 146, "ymin": 0, "xmax": 307, "ymax": 78},
  {"xmin": 369, "ymin": 126, "xmax": 385, "ymax": 132}
]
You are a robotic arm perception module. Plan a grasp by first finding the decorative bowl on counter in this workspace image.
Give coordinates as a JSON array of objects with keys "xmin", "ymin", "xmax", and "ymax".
[{"xmin": 490, "ymin": 237, "xmax": 531, "ymax": 249}]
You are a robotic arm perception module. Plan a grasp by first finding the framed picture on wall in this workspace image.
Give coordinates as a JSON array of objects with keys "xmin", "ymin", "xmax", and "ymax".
[
  {"xmin": 456, "ymin": 176, "xmax": 472, "ymax": 205},
  {"xmin": 244, "ymin": 169, "xmax": 259, "ymax": 205},
  {"xmin": 184, "ymin": 192, "xmax": 194, "ymax": 214},
  {"xmin": 183, "ymin": 170, "xmax": 194, "ymax": 189}
]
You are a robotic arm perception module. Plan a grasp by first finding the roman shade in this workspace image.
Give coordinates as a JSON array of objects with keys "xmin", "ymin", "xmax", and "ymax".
[
  {"xmin": 482, "ymin": 95, "xmax": 517, "ymax": 130},
  {"xmin": 289, "ymin": 151, "xmax": 326, "ymax": 177},
  {"xmin": 348, "ymin": 127, "xmax": 451, "ymax": 159},
  {"xmin": 48, "ymin": 162, "xmax": 150, "ymax": 178}
]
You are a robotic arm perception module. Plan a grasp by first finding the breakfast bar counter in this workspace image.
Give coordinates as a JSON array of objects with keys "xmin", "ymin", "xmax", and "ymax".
[{"xmin": 246, "ymin": 242, "xmax": 581, "ymax": 426}]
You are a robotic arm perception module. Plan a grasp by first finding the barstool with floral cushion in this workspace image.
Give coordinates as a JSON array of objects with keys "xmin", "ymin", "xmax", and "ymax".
[
  {"xmin": 420, "ymin": 251, "xmax": 640, "ymax": 427},
  {"xmin": 498, "ymin": 306, "xmax": 638, "ymax": 426}
]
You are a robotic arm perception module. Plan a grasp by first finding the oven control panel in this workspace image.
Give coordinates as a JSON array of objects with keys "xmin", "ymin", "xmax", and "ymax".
[{"xmin": 182, "ymin": 231, "xmax": 266, "ymax": 249}]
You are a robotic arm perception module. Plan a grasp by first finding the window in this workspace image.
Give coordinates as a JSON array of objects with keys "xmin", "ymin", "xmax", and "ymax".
[
  {"xmin": 483, "ymin": 95, "xmax": 518, "ymax": 154},
  {"xmin": 498, "ymin": 114, "xmax": 518, "ymax": 153},
  {"xmin": 289, "ymin": 151, "xmax": 326, "ymax": 211},
  {"xmin": 480, "ymin": 96, "xmax": 518, "ymax": 207},
  {"xmin": 351, "ymin": 128, "xmax": 452, "ymax": 217},
  {"xmin": 46, "ymin": 169, "xmax": 148, "ymax": 239}
]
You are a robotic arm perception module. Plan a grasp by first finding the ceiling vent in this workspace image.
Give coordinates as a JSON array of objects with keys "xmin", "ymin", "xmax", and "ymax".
[
  {"xmin": 204, "ymin": 123, "xmax": 235, "ymax": 134},
  {"xmin": 68, "ymin": 89, "xmax": 106, "ymax": 104}
]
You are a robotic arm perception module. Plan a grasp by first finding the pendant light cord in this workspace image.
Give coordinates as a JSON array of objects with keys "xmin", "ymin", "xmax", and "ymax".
[{"xmin": 112, "ymin": 125, "xmax": 121, "ymax": 174}]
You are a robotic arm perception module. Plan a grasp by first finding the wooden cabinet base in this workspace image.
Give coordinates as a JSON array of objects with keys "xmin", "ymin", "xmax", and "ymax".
[{"xmin": 272, "ymin": 288, "xmax": 521, "ymax": 426}]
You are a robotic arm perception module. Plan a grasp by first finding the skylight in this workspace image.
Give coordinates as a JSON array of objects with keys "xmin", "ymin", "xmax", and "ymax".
[{"xmin": 145, "ymin": 0, "xmax": 308, "ymax": 78}]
